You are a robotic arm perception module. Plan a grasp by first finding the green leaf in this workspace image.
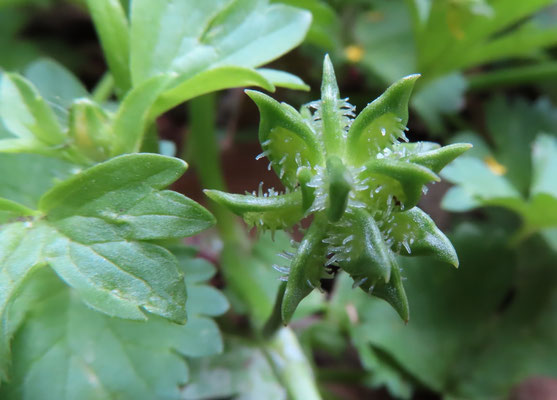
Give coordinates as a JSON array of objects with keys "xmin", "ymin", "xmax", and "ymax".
[
  {"xmin": 24, "ymin": 59, "xmax": 89, "ymax": 127},
  {"xmin": 531, "ymin": 134, "xmax": 557, "ymax": 198},
  {"xmin": 0, "ymin": 73, "xmax": 65, "ymax": 146},
  {"xmin": 129, "ymin": 0, "xmax": 311, "ymax": 86},
  {"xmin": 441, "ymin": 157, "xmax": 522, "ymax": 209},
  {"xmin": 485, "ymin": 97, "xmax": 557, "ymax": 194},
  {"xmin": 33, "ymin": 154, "xmax": 214, "ymax": 322},
  {"xmin": 0, "ymin": 153, "xmax": 215, "ymax": 368},
  {"xmin": 355, "ymin": 0, "xmax": 415, "ymax": 83},
  {"xmin": 247, "ymin": 89, "xmax": 323, "ymax": 188},
  {"xmin": 86, "ymin": 0, "xmax": 132, "ymax": 94},
  {"xmin": 0, "ymin": 198, "xmax": 36, "ymax": 223},
  {"xmin": 111, "ymin": 75, "xmax": 171, "ymax": 156},
  {"xmin": 205, "ymin": 189, "xmax": 304, "ymax": 231},
  {"xmin": 256, "ymin": 68, "xmax": 310, "ymax": 91},
  {"xmin": 0, "ymin": 223, "xmax": 47, "ymax": 381},
  {"xmin": 411, "ymin": 73, "xmax": 468, "ymax": 134},
  {"xmin": 0, "ymin": 153, "xmax": 76, "ymax": 209},
  {"xmin": 272, "ymin": 0, "xmax": 339, "ymax": 49},
  {"xmin": 1, "ymin": 256, "xmax": 226, "ymax": 399},
  {"xmin": 151, "ymin": 66, "xmax": 275, "ymax": 117},
  {"xmin": 449, "ymin": 240, "xmax": 557, "ymax": 399},
  {"xmin": 183, "ymin": 336, "xmax": 287, "ymax": 400},
  {"xmin": 347, "ymin": 74, "xmax": 420, "ymax": 165}
]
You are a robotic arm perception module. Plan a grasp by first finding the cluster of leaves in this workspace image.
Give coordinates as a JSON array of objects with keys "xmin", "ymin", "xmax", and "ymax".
[
  {"xmin": 208, "ymin": 56, "xmax": 470, "ymax": 324},
  {"xmin": 442, "ymin": 97, "xmax": 557, "ymax": 250},
  {"xmin": 0, "ymin": 0, "xmax": 316, "ymax": 398},
  {"xmin": 319, "ymin": 0, "xmax": 557, "ymax": 131}
]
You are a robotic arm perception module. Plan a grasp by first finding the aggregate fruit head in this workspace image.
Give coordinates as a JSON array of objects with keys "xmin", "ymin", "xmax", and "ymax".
[{"xmin": 207, "ymin": 55, "xmax": 471, "ymax": 324}]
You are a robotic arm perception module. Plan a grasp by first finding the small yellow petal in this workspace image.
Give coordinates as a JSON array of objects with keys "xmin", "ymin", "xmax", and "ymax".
[
  {"xmin": 484, "ymin": 156, "xmax": 507, "ymax": 175},
  {"xmin": 345, "ymin": 44, "xmax": 364, "ymax": 63}
]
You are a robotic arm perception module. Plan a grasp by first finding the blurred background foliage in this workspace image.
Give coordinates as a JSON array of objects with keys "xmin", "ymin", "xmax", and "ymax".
[{"xmin": 1, "ymin": 0, "xmax": 557, "ymax": 399}]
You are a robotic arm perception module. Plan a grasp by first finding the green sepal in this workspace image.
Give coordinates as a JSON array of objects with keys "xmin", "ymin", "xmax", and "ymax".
[
  {"xmin": 68, "ymin": 99, "xmax": 114, "ymax": 162},
  {"xmin": 347, "ymin": 74, "xmax": 420, "ymax": 165},
  {"xmin": 297, "ymin": 167, "xmax": 316, "ymax": 213},
  {"xmin": 326, "ymin": 156, "xmax": 351, "ymax": 222},
  {"xmin": 363, "ymin": 159, "xmax": 439, "ymax": 209},
  {"xmin": 409, "ymin": 143, "xmax": 473, "ymax": 173},
  {"xmin": 205, "ymin": 189, "xmax": 303, "ymax": 231},
  {"xmin": 339, "ymin": 210, "xmax": 392, "ymax": 285},
  {"xmin": 392, "ymin": 208, "xmax": 459, "ymax": 267},
  {"xmin": 359, "ymin": 254, "xmax": 409, "ymax": 322},
  {"xmin": 282, "ymin": 219, "xmax": 327, "ymax": 324},
  {"xmin": 0, "ymin": 198, "xmax": 37, "ymax": 223},
  {"xmin": 246, "ymin": 90, "xmax": 323, "ymax": 189}
]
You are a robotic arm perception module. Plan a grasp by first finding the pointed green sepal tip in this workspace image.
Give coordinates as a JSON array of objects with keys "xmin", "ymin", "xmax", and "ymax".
[
  {"xmin": 360, "ymin": 258, "xmax": 409, "ymax": 322},
  {"xmin": 392, "ymin": 207, "xmax": 459, "ymax": 268},
  {"xmin": 321, "ymin": 54, "xmax": 340, "ymax": 101},
  {"xmin": 410, "ymin": 143, "xmax": 473, "ymax": 173}
]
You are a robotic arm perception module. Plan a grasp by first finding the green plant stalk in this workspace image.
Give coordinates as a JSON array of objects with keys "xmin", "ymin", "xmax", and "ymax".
[
  {"xmin": 469, "ymin": 62, "xmax": 557, "ymax": 90},
  {"xmin": 187, "ymin": 94, "xmax": 323, "ymax": 400},
  {"xmin": 91, "ymin": 72, "xmax": 115, "ymax": 104},
  {"xmin": 263, "ymin": 281, "xmax": 287, "ymax": 338},
  {"xmin": 264, "ymin": 328, "xmax": 323, "ymax": 400},
  {"xmin": 187, "ymin": 94, "xmax": 243, "ymax": 245}
]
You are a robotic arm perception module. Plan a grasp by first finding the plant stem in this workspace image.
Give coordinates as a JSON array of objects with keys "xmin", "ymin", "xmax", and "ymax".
[
  {"xmin": 263, "ymin": 328, "xmax": 323, "ymax": 400},
  {"xmin": 262, "ymin": 281, "xmax": 287, "ymax": 338},
  {"xmin": 469, "ymin": 62, "xmax": 557, "ymax": 91},
  {"xmin": 187, "ymin": 94, "xmax": 243, "ymax": 245},
  {"xmin": 91, "ymin": 72, "xmax": 115, "ymax": 104}
]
